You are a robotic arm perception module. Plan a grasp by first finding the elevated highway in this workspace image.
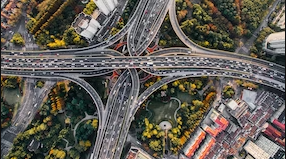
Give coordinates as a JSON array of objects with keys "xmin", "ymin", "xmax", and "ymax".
[
  {"xmin": 1, "ymin": 0, "xmax": 285, "ymax": 158},
  {"xmin": 127, "ymin": 0, "xmax": 171, "ymax": 56}
]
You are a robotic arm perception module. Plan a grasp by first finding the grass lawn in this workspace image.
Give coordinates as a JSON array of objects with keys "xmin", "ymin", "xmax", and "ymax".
[
  {"xmin": 147, "ymin": 99, "xmax": 180, "ymax": 125},
  {"xmin": 2, "ymin": 88, "xmax": 22, "ymax": 105},
  {"xmin": 176, "ymin": 92, "xmax": 201, "ymax": 103}
]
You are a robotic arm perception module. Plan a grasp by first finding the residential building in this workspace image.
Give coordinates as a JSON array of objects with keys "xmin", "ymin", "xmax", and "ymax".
[
  {"xmin": 201, "ymin": 109, "xmax": 229, "ymax": 138},
  {"xmin": 193, "ymin": 136, "xmax": 216, "ymax": 159},
  {"xmin": 182, "ymin": 128, "xmax": 206, "ymax": 158}
]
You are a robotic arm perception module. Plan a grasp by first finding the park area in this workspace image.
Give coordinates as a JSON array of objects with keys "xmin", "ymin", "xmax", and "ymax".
[
  {"xmin": 146, "ymin": 91, "xmax": 201, "ymax": 126},
  {"xmin": 147, "ymin": 99, "xmax": 180, "ymax": 125}
]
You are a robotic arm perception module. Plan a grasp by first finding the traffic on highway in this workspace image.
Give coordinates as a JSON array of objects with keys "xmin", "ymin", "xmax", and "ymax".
[{"xmin": 1, "ymin": 0, "xmax": 285, "ymax": 158}]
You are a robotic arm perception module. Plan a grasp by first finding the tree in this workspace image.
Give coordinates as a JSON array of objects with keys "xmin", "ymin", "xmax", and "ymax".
[
  {"xmin": 192, "ymin": 100, "xmax": 204, "ymax": 108},
  {"xmin": 170, "ymin": 88, "xmax": 175, "ymax": 94},
  {"xmin": 178, "ymin": 10, "xmax": 188, "ymax": 22},
  {"xmin": 172, "ymin": 81, "xmax": 179, "ymax": 87},
  {"xmin": 91, "ymin": 119, "xmax": 98, "ymax": 129},
  {"xmin": 39, "ymin": 123, "xmax": 47, "ymax": 131},
  {"xmin": 170, "ymin": 137, "xmax": 181, "ymax": 147},
  {"xmin": 223, "ymin": 85, "xmax": 235, "ymax": 98},
  {"xmin": 36, "ymin": 80, "xmax": 45, "ymax": 88},
  {"xmin": 242, "ymin": 82, "xmax": 258, "ymax": 89},
  {"xmin": 178, "ymin": 84, "xmax": 185, "ymax": 92},
  {"xmin": 161, "ymin": 84, "xmax": 168, "ymax": 90},
  {"xmin": 159, "ymin": 40, "xmax": 167, "ymax": 46},
  {"xmin": 149, "ymin": 140, "xmax": 162, "ymax": 152},
  {"xmin": 110, "ymin": 27, "xmax": 120, "ymax": 36},
  {"xmin": 10, "ymin": 33, "xmax": 25, "ymax": 46},
  {"xmin": 234, "ymin": 25, "xmax": 244, "ymax": 37}
]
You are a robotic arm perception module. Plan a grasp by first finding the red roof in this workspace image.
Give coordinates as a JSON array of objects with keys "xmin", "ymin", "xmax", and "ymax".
[
  {"xmin": 205, "ymin": 116, "xmax": 229, "ymax": 137},
  {"xmin": 198, "ymin": 138, "xmax": 216, "ymax": 159},
  {"xmin": 186, "ymin": 131, "xmax": 206, "ymax": 158},
  {"xmin": 273, "ymin": 119, "xmax": 285, "ymax": 131}
]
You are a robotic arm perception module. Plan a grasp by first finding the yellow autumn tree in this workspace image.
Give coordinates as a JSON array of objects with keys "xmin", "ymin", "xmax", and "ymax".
[
  {"xmin": 161, "ymin": 84, "xmax": 168, "ymax": 90},
  {"xmin": 178, "ymin": 84, "xmax": 185, "ymax": 92},
  {"xmin": 91, "ymin": 119, "xmax": 98, "ymax": 129}
]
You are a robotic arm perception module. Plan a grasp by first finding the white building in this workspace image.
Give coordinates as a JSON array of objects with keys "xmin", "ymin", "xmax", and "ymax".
[
  {"xmin": 244, "ymin": 140, "xmax": 271, "ymax": 159},
  {"xmin": 262, "ymin": 31, "xmax": 285, "ymax": 55},
  {"xmin": 241, "ymin": 89, "xmax": 257, "ymax": 110},
  {"xmin": 93, "ymin": 0, "xmax": 118, "ymax": 15},
  {"xmin": 255, "ymin": 135, "xmax": 281, "ymax": 158},
  {"xmin": 72, "ymin": 13, "xmax": 102, "ymax": 40}
]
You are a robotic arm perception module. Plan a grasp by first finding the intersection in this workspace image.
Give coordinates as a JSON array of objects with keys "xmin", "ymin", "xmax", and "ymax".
[{"xmin": 1, "ymin": 0, "xmax": 285, "ymax": 158}]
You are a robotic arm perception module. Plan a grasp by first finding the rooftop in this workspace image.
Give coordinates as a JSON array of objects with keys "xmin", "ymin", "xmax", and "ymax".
[
  {"xmin": 255, "ymin": 135, "xmax": 281, "ymax": 157},
  {"xmin": 227, "ymin": 100, "xmax": 238, "ymax": 110},
  {"xmin": 244, "ymin": 140, "xmax": 271, "ymax": 159},
  {"xmin": 265, "ymin": 31, "xmax": 285, "ymax": 42},
  {"xmin": 183, "ymin": 128, "xmax": 206, "ymax": 158}
]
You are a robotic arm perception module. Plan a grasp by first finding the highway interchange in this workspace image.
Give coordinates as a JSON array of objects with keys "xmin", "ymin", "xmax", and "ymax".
[{"xmin": 1, "ymin": 0, "xmax": 285, "ymax": 159}]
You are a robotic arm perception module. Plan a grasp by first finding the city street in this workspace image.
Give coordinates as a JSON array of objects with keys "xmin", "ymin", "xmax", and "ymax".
[{"xmin": 1, "ymin": 79, "xmax": 55, "ymax": 158}]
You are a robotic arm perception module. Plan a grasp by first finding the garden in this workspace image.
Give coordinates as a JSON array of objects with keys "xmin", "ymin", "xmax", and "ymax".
[{"xmin": 132, "ymin": 76, "xmax": 217, "ymax": 158}]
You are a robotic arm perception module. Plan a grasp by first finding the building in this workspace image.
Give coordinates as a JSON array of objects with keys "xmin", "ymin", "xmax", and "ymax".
[
  {"xmin": 262, "ymin": 31, "xmax": 285, "ymax": 55},
  {"xmin": 93, "ymin": 0, "xmax": 118, "ymax": 15},
  {"xmin": 226, "ymin": 99, "xmax": 249, "ymax": 119},
  {"xmin": 182, "ymin": 128, "xmax": 206, "ymax": 158},
  {"xmin": 126, "ymin": 146, "xmax": 153, "ymax": 159},
  {"xmin": 241, "ymin": 89, "xmax": 257, "ymax": 110},
  {"xmin": 263, "ymin": 123, "xmax": 283, "ymax": 139},
  {"xmin": 193, "ymin": 136, "xmax": 216, "ymax": 159},
  {"xmin": 201, "ymin": 109, "xmax": 229, "ymax": 138},
  {"xmin": 272, "ymin": 119, "xmax": 285, "ymax": 132},
  {"xmin": 255, "ymin": 135, "xmax": 281, "ymax": 158},
  {"xmin": 244, "ymin": 140, "xmax": 271, "ymax": 159},
  {"xmin": 72, "ymin": 12, "xmax": 102, "ymax": 40}
]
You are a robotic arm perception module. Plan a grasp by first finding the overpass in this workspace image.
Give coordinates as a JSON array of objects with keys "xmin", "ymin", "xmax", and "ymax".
[{"xmin": 1, "ymin": 0, "xmax": 285, "ymax": 158}]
